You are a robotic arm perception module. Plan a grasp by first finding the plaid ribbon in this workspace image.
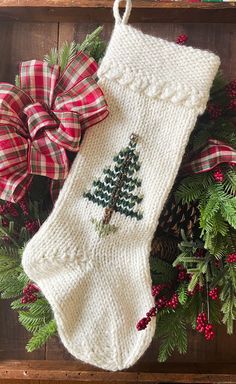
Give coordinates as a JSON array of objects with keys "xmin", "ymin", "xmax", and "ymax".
[
  {"xmin": 184, "ymin": 139, "xmax": 236, "ymax": 174},
  {"xmin": 0, "ymin": 52, "xmax": 108, "ymax": 202}
]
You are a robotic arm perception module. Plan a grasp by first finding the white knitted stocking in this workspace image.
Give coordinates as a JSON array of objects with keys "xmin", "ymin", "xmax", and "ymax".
[{"xmin": 22, "ymin": 0, "xmax": 220, "ymax": 371}]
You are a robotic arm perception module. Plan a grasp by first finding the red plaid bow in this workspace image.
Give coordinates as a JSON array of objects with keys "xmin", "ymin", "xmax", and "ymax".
[
  {"xmin": 0, "ymin": 51, "xmax": 108, "ymax": 202},
  {"xmin": 185, "ymin": 139, "xmax": 236, "ymax": 174}
]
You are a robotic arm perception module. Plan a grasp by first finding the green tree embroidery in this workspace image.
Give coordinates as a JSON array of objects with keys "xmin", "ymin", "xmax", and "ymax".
[{"xmin": 83, "ymin": 133, "xmax": 144, "ymax": 237}]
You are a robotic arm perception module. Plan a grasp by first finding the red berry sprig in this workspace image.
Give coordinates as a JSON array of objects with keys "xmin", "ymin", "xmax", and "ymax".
[
  {"xmin": 209, "ymin": 287, "xmax": 219, "ymax": 300},
  {"xmin": 5, "ymin": 201, "xmax": 19, "ymax": 217},
  {"xmin": 151, "ymin": 284, "xmax": 167, "ymax": 297},
  {"xmin": 228, "ymin": 99, "xmax": 236, "ymax": 111},
  {"xmin": 196, "ymin": 312, "xmax": 216, "ymax": 341},
  {"xmin": 166, "ymin": 293, "xmax": 179, "ymax": 309},
  {"xmin": 194, "ymin": 248, "xmax": 206, "ymax": 258},
  {"xmin": 176, "ymin": 265, "xmax": 189, "ymax": 282},
  {"xmin": 204, "ymin": 324, "xmax": 215, "ymax": 341},
  {"xmin": 137, "ymin": 288, "xmax": 180, "ymax": 331},
  {"xmin": 176, "ymin": 34, "xmax": 188, "ymax": 45},
  {"xmin": 196, "ymin": 312, "xmax": 207, "ymax": 333},
  {"xmin": 21, "ymin": 283, "xmax": 40, "ymax": 304},
  {"xmin": 227, "ymin": 80, "xmax": 236, "ymax": 98},
  {"xmin": 213, "ymin": 168, "xmax": 224, "ymax": 183},
  {"xmin": 188, "ymin": 282, "xmax": 203, "ymax": 296},
  {"xmin": 0, "ymin": 203, "xmax": 6, "ymax": 215},
  {"xmin": 18, "ymin": 198, "xmax": 30, "ymax": 216},
  {"xmin": 136, "ymin": 306, "xmax": 157, "ymax": 331},
  {"xmin": 207, "ymin": 102, "xmax": 222, "ymax": 120},
  {"xmin": 25, "ymin": 219, "xmax": 40, "ymax": 234},
  {"xmin": 226, "ymin": 253, "xmax": 236, "ymax": 263}
]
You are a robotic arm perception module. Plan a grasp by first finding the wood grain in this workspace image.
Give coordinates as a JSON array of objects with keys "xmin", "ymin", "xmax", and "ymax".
[
  {"xmin": 0, "ymin": 20, "xmax": 57, "ymax": 362},
  {"xmin": 0, "ymin": 3, "xmax": 235, "ymax": 23},
  {"xmin": 0, "ymin": 361, "xmax": 235, "ymax": 382},
  {"xmin": 0, "ymin": 1, "xmax": 235, "ymax": 8},
  {"xmin": 0, "ymin": 22, "xmax": 58, "ymax": 83},
  {"xmin": 0, "ymin": 301, "xmax": 44, "ymax": 360}
]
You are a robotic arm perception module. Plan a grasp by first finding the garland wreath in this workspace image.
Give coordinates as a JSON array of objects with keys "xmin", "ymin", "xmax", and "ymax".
[{"xmin": 0, "ymin": 30, "xmax": 235, "ymax": 361}]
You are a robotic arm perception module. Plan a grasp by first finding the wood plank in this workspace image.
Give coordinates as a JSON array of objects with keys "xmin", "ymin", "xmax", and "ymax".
[
  {"xmin": 0, "ymin": 22, "xmax": 59, "ymax": 83},
  {"xmin": 0, "ymin": 20, "xmax": 58, "ymax": 361},
  {"xmin": 0, "ymin": 301, "xmax": 45, "ymax": 361},
  {"xmin": 0, "ymin": 361, "xmax": 235, "ymax": 382},
  {"xmin": 0, "ymin": 1, "xmax": 235, "ymax": 9},
  {"xmin": 0, "ymin": 4, "xmax": 235, "ymax": 23}
]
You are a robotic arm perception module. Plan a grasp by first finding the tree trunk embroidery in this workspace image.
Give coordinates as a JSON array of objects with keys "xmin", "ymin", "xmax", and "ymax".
[{"xmin": 83, "ymin": 133, "xmax": 144, "ymax": 237}]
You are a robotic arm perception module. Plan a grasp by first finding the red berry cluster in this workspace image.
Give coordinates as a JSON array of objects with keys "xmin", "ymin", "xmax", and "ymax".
[
  {"xmin": 214, "ymin": 260, "xmax": 221, "ymax": 269},
  {"xmin": 207, "ymin": 102, "xmax": 222, "ymax": 120},
  {"xmin": 152, "ymin": 284, "xmax": 179, "ymax": 309},
  {"xmin": 209, "ymin": 287, "xmax": 219, "ymax": 300},
  {"xmin": 167, "ymin": 293, "xmax": 179, "ymax": 309},
  {"xmin": 0, "ymin": 201, "xmax": 19, "ymax": 217},
  {"xmin": 1, "ymin": 218, "xmax": 9, "ymax": 228},
  {"xmin": 205, "ymin": 324, "xmax": 215, "ymax": 341},
  {"xmin": 228, "ymin": 98, "xmax": 236, "ymax": 111},
  {"xmin": 194, "ymin": 248, "xmax": 206, "ymax": 258},
  {"xmin": 188, "ymin": 283, "xmax": 203, "ymax": 296},
  {"xmin": 136, "ymin": 306, "xmax": 157, "ymax": 331},
  {"xmin": 213, "ymin": 168, "xmax": 224, "ymax": 183},
  {"xmin": 196, "ymin": 311, "xmax": 207, "ymax": 333},
  {"xmin": 176, "ymin": 34, "xmax": 188, "ymax": 45},
  {"xmin": 151, "ymin": 283, "xmax": 167, "ymax": 297},
  {"xmin": 25, "ymin": 219, "xmax": 40, "ymax": 234},
  {"xmin": 137, "ymin": 285, "xmax": 180, "ymax": 331},
  {"xmin": 0, "ymin": 203, "xmax": 5, "ymax": 215},
  {"xmin": 21, "ymin": 283, "xmax": 40, "ymax": 304},
  {"xmin": 176, "ymin": 265, "xmax": 189, "ymax": 282},
  {"xmin": 156, "ymin": 292, "xmax": 179, "ymax": 310},
  {"xmin": 19, "ymin": 198, "xmax": 30, "ymax": 216},
  {"xmin": 226, "ymin": 253, "xmax": 236, "ymax": 263},
  {"xmin": 227, "ymin": 80, "xmax": 236, "ymax": 98},
  {"xmin": 196, "ymin": 312, "xmax": 215, "ymax": 341}
]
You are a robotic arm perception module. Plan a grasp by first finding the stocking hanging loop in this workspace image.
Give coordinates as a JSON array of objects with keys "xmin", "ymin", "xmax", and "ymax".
[{"xmin": 113, "ymin": 0, "xmax": 132, "ymax": 24}]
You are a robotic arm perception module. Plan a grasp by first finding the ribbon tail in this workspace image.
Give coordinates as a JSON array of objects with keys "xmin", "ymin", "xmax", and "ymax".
[
  {"xmin": 50, "ymin": 179, "xmax": 64, "ymax": 204},
  {"xmin": 183, "ymin": 139, "xmax": 236, "ymax": 175}
]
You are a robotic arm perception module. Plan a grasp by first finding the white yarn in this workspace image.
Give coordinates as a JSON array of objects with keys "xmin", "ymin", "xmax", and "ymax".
[
  {"xmin": 113, "ymin": 0, "xmax": 132, "ymax": 24},
  {"xmin": 22, "ymin": 1, "xmax": 220, "ymax": 372}
]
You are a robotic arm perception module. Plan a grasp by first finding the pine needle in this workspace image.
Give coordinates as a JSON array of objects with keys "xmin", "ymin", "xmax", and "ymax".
[
  {"xmin": 44, "ymin": 47, "xmax": 58, "ymax": 65},
  {"xmin": 59, "ymin": 41, "xmax": 78, "ymax": 71},
  {"xmin": 26, "ymin": 320, "xmax": 57, "ymax": 352}
]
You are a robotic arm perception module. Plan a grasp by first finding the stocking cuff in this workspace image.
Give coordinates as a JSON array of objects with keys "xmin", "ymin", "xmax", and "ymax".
[{"xmin": 98, "ymin": 24, "xmax": 220, "ymax": 113}]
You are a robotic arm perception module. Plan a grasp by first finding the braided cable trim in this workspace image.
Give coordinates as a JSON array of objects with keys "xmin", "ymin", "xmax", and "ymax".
[{"xmin": 98, "ymin": 59, "xmax": 209, "ymax": 113}]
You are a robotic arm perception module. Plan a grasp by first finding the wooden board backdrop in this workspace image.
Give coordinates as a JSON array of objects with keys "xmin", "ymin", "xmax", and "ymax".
[{"xmin": 0, "ymin": 16, "xmax": 235, "ymax": 382}]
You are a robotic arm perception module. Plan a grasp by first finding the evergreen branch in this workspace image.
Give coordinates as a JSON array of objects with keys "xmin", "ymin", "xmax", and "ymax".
[
  {"xmin": 78, "ymin": 26, "xmax": 106, "ymax": 62},
  {"xmin": 0, "ymin": 224, "xmax": 19, "ymax": 248},
  {"xmin": 18, "ymin": 308, "xmax": 52, "ymax": 333},
  {"xmin": 26, "ymin": 320, "xmax": 57, "ymax": 352},
  {"xmin": 59, "ymin": 41, "xmax": 78, "ymax": 70},
  {"xmin": 44, "ymin": 47, "xmax": 58, "ymax": 65},
  {"xmin": 156, "ymin": 308, "xmax": 188, "ymax": 362},
  {"xmin": 15, "ymin": 74, "xmax": 20, "ymax": 87}
]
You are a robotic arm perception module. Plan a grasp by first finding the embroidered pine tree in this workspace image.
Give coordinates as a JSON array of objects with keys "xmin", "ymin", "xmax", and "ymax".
[{"xmin": 84, "ymin": 133, "xmax": 143, "ymax": 237}]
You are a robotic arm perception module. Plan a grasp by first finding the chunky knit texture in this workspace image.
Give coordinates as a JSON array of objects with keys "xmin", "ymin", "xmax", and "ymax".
[{"xmin": 22, "ymin": 0, "xmax": 220, "ymax": 372}]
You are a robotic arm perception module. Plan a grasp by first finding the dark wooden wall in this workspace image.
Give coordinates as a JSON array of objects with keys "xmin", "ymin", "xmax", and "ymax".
[{"xmin": 0, "ymin": 15, "xmax": 235, "ymax": 383}]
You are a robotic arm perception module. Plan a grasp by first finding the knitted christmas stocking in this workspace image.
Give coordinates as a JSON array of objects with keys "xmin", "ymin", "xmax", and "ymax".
[{"xmin": 22, "ymin": 0, "xmax": 220, "ymax": 371}]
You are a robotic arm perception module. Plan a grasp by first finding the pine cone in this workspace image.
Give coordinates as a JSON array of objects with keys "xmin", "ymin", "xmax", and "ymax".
[
  {"xmin": 151, "ymin": 229, "xmax": 179, "ymax": 264},
  {"xmin": 150, "ymin": 194, "xmax": 200, "ymax": 264},
  {"xmin": 158, "ymin": 195, "xmax": 199, "ymax": 238}
]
